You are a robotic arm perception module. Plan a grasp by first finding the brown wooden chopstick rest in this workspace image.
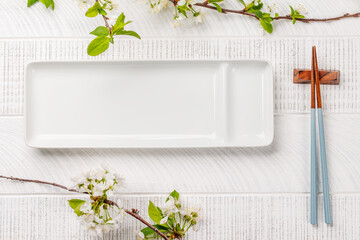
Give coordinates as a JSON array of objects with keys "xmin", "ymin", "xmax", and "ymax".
[{"xmin": 293, "ymin": 69, "xmax": 340, "ymax": 85}]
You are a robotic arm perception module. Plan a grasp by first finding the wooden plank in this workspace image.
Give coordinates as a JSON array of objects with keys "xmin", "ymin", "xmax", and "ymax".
[
  {"xmin": 293, "ymin": 69, "xmax": 340, "ymax": 85},
  {"xmin": 1, "ymin": 194, "xmax": 360, "ymax": 239},
  {"xmin": 0, "ymin": 38, "xmax": 360, "ymax": 115},
  {"xmin": 1, "ymin": 0, "xmax": 360, "ymax": 37},
  {"xmin": 1, "ymin": 115, "xmax": 360, "ymax": 194}
]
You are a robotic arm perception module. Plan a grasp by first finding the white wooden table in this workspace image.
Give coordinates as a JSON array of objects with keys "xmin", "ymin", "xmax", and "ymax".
[{"xmin": 1, "ymin": 0, "xmax": 360, "ymax": 239}]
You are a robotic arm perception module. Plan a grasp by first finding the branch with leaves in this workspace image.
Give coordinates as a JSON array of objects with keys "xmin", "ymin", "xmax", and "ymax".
[
  {"xmin": 27, "ymin": 0, "xmax": 360, "ymax": 54},
  {"xmin": 0, "ymin": 171, "xmax": 200, "ymax": 240},
  {"xmin": 85, "ymin": 0, "xmax": 141, "ymax": 56},
  {"xmin": 0, "ymin": 171, "xmax": 171, "ymax": 239},
  {"xmin": 165, "ymin": 0, "xmax": 360, "ymax": 33},
  {"xmin": 28, "ymin": 0, "xmax": 141, "ymax": 56},
  {"xmin": 0, "ymin": 170, "xmax": 200, "ymax": 240}
]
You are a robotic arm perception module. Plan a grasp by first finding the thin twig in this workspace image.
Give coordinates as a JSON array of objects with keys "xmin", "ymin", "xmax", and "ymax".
[
  {"xmin": 172, "ymin": 0, "xmax": 360, "ymax": 23},
  {"xmin": 0, "ymin": 175, "xmax": 77, "ymax": 192},
  {"xmin": 0, "ymin": 175, "xmax": 170, "ymax": 240},
  {"xmin": 95, "ymin": 0, "xmax": 112, "ymax": 33}
]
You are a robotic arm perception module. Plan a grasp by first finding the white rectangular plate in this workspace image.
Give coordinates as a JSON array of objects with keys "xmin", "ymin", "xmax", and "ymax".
[{"xmin": 25, "ymin": 60, "xmax": 273, "ymax": 148}]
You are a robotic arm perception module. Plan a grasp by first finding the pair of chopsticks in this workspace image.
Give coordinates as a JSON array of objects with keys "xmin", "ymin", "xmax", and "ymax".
[{"xmin": 310, "ymin": 46, "xmax": 332, "ymax": 225}]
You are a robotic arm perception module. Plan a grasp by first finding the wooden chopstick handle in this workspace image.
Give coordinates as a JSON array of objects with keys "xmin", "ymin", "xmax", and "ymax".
[
  {"xmin": 311, "ymin": 47, "xmax": 316, "ymax": 109},
  {"xmin": 313, "ymin": 47, "xmax": 322, "ymax": 108}
]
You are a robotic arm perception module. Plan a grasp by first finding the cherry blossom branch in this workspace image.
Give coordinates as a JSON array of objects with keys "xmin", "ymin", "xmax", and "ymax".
[
  {"xmin": 170, "ymin": 0, "xmax": 360, "ymax": 23},
  {"xmin": 273, "ymin": 12, "xmax": 360, "ymax": 23},
  {"xmin": 0, "ymin": 175, "xmax": 170, "ymax": 240}
]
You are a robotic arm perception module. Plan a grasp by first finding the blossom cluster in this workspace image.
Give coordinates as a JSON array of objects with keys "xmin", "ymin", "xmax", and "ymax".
[
  {"xmin": 148, "ymin": 0, "xmax": 206, "ymax": 27},
  {"xmin": 72, "ymin": 167, "xmax": 124, "ymax": 196},
  {"xmin": 138, "ymin": 190, "xmax": 202, "ymax": 240},
  {"xmin": 69, "ymin": 167, "xmax": 125, "ymax": 237}
]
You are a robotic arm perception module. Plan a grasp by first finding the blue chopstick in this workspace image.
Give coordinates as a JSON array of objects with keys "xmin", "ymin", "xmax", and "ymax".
[
  {"xmin": 317, "ymin": 108, "xmax": 332, "ymax": 224},
  {"xmin": 310, "ymin": 47, "xmax": 317, "ymax": 225},
  {"xmin": 313, "ymin": 47, "xmax": 332, "ymax": 225},
  {"xmin": 310, "ymin": 108, "xmax": 317, "ymax": 225}
]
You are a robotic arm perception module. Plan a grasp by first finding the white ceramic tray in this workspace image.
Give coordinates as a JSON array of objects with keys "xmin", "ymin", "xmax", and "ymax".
[{"xmin": 25, "ymin": 60, "xmax": 273, "ymax": 148}]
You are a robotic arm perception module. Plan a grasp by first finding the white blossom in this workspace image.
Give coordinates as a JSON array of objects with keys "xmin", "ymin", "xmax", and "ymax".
[
  {"xmin": 181, "ymin": 203, "xmax": 201, "ymax": 218},
  {"xmin": 150, "ymin": 0, "xmax": 168, "ymax": 13},
  {"xmin": 265, "ymin": 3, "xmax": 279, "ymax": 17},
  {"xmin": 296, "ymin": 4, "xmax": 307, "ymax": 15},
  {"xmin": 160, "ymin": 215, "xmax": 168, "ymax": 224},
  {"xmin": 80, "ymin": 201, "xmax": 94, "ymax": 214},
  {"xmin": 103, "ymin": 0, "xmax": 119, "ymax": 11},
  {"xmin": 161, "ymin": 196, "xmax": 179, "ymax": 216},
  {"xmin": 73, "ymin": 0, "xmax": 94, "ymax": 9},
  {"xmin": 71, "ymin": 167, "xmax": 125, "ymax": 237},
  {"xmin": 134, "ymin": 191, "xmax": 201, "ymax": 239}
]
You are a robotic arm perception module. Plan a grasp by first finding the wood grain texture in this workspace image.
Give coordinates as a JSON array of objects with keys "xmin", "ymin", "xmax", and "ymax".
[
  {"xmin": 0, "ymin": 1, "xmax": 360, "ymax": 238},
  {"xmin": 1, "ymin": 194, "xmax": 360, "ymax": 239},
  {"xmin": 294, "ymin": 69, "xmax": 340, "ymax": 85},
  {"xmin": 1, "ymin": 115, "xmax": 360, "ymax": 194},
  {"xmin": 0, "ymin": 0, "xmax": 360, "ymax": 37},
  {"xmin": 0, "ymin": 37, "xmax": 360, "ymax": 115}
]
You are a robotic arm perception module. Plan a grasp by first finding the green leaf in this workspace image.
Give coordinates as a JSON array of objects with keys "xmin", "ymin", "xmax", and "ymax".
[
  {"xmin": 246, "ymin": 1, "xmax": 263, "ymax": 13},
  {"xmin": 27, "ymin": 0, "xmax": 39, "ymax": 7},
  {"xmin": 99, "ymin": 8, "xmax": 107, "ymax": 16},
  {"xmin": 260, "ymin": 19, "xmax": 273, "ymax": 33},
  {"xmin": 275, "ymin": 13, "xmax": 279, "ymax": 18},
  {"xmin": 177, "ymin": 5, "xmax": 190, "ymax": 17},
  {"xmin": 87, "ymin": 36, "xmax": 110, "ymax": 56},
  {"xmin": 289, "ymin": 5, "xmax": 302, "ymax": 24},
  {"xmin": 167, "ymin": 190, "xmax": 180, "ymax": 202},
  {"xmin": 212, "ymin": 3, "xmax": 222, "ymax": 13},
  {"xmin": 148, "ymin": 201, "xmax": 163, "ymax": 224},
  {"xmin": 85, "ymin": 7, "xmax": 99, "ymax": 17},
  {"xmin": 253, "ymin": 2, "xmax": 263, "ymax": 10},
  {"xmin": 68, "ymin": 199, "xmax": 86, "ymax": 216},
  {"xmin": 141, "ymin": 225, "xmax": 169, "ymax": 236},
  {"xmin": 115, "ymin": 13, "xmax": 126, "ymax": 26},
  {"xmin": 114, "ymin": 30, "xmax": 141, "ymax": 39},
  {"xmin": 39, "ymin": 0, "xmax": 55, "ymax": 9},
  {"xmin": 112, "ymin": 22, "xmax": 126, "ymax": 34},
  {"xmin": 246, "ymin": 1, "xmax": 254, "ymax": 10},
  {"xmin": 290, "ymin": 5, "xmax": 295, "ymax": 15},
  {"xmin": 254, "ymin": 10, "xmax": 263, "ymax": 18},
  {"xmin": 90, "ymin": 26, "xmax": 110, "ymax": 37},
  {"xmin": 238, "ymin": 0, "xmax": 246, "ymax": 7}
]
